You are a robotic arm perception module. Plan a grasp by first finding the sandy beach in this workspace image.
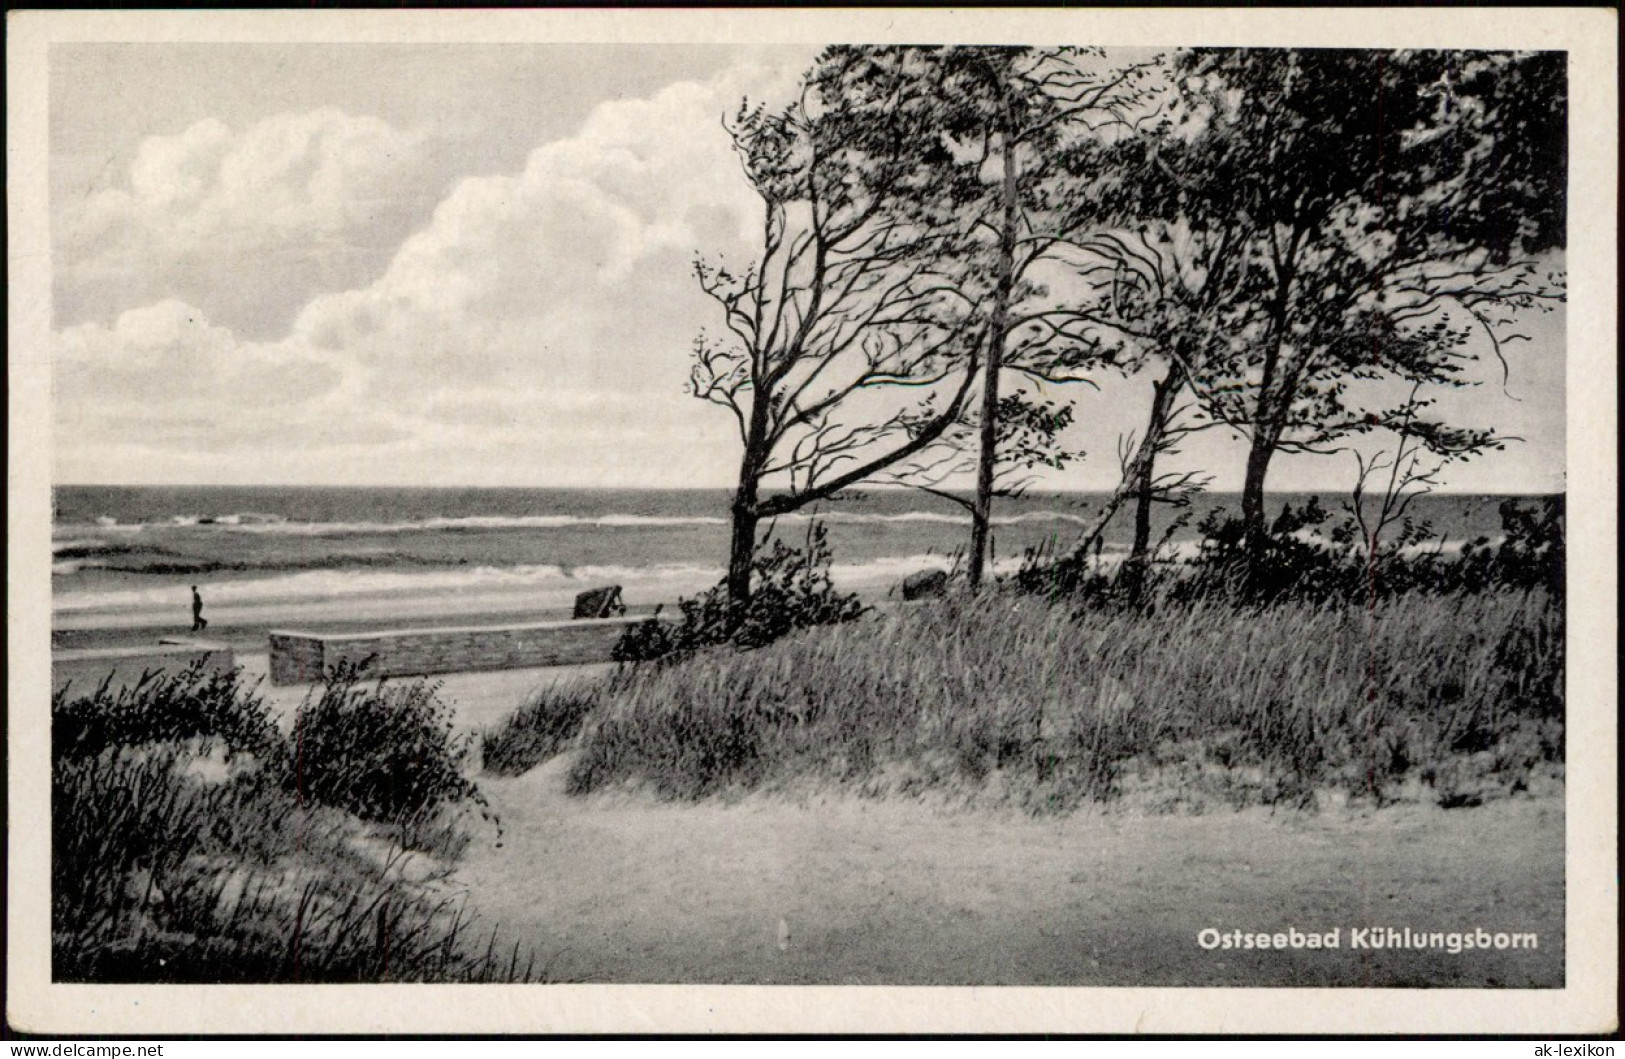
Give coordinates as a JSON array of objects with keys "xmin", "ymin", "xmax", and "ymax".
[{"xmin": 49, "ymin": 605, "xmax": 653, "ymax": 655}]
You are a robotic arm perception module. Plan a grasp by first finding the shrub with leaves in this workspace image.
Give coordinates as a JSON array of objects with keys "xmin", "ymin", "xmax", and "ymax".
[
  {"xmin": 1134, "ymin": 495, "xmax": 1567, "ymax": 606},
  {"xmin": 53, "ymin": 662, "xmax": 284, "ymax": 766},
  {"xmin": 52, "ymin": 662, "xmax": 531, "ymax": 983},
  {"xmin": 616, "ymin": 521, "xmax": 865, "ymax": 663},
  {"xmin": 1442, "ymin": 496, "xmax": 1566, "ymax": 597},
  {"xmin": 290, "ymin": 662, "xmax": 482, "ymax": 822},
  {"xmin": 1169, "ymin": 501, "xmax": 1360, "ymax": 603}
]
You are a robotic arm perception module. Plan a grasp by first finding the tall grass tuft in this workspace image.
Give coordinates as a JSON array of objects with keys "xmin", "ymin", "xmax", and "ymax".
[
  {"xmin": 290, "ymin": 662, "xmax": 484, "ymax": 823},
  {"xmin": 53, "ymin": 663, "xmax": 283, "ymax": 765},
  {"xmin": 533, "ymin": 587, "xmax": 1561, "ymax": 811},
  {"xmin": 482, "ymin": 675, "xmax": 614, "ymax": 776},
  {"xmin": 53, "ymin": 666, "xmax": 538, "ymax": 983}
]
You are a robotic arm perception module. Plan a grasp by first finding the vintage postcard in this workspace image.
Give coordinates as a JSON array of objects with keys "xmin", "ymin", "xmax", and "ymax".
[{"xmin": 7, "ymin": 7, "xmax": 1617, "ymax": 1036}]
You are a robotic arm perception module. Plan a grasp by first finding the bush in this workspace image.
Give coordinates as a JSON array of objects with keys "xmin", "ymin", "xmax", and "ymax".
[
  {"xmin": 53, "ymin": 662, "xmax": 283, "ymax": 766},
  {"xmin": 615, "ymin": 521, "xmax": 865, "ymax": 663},
  {"xmin": 289, "ymin": 662, "xmax": 483, "ymax": 823},
  {"xmin": 52, "ymin": 747, "xmax": 534, "ymax": 983},
  {"xmin": 52, "ymin": 666, "xmax": 533, "ymax": 983},
  {"xmin": 1011, "ymin": 535, "xmax": 1118, "ymax": 605},
  {"xmin": 1437, "ymin": 496, "xmax": 1566, "ymax": 597},
  {"xmin": 1160, "ymin": 498, "xmax": 1363, "ymax": 604},
  {"xmin": 1104, "ymin": 494, "xmax": 1569, "ymax": 607}
]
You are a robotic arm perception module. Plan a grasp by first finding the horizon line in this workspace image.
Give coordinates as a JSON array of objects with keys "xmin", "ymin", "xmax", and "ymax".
[{"xmin": 52, "ymin": 482, "xmax": 1566, "ymax": 497}]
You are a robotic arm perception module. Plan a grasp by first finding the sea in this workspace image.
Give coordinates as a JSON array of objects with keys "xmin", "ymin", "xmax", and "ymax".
[{"xmin": 50, "ymin": 485, "xmax": 1534, "ymax": 645}]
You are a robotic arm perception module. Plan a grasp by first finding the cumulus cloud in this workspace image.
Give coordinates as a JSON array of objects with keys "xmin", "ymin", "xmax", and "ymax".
[
  {"xmin": 52, "ymin": 57, "xmax": 808, "ymax": 486},
  {"xmin": 55, "ymin": 108, "xmax": 442, "ymax": 339},
  {"xmin": 50, "ymin": 50, "xmax": 1567, "ymax": 495},
  {"xmin": 271, "ymin": 63, "xmax": 801, "ymax": 470},
  {"xmin": 292, "ymin": 73, "xmax": 779, "ymax": 367},
  {"xmin": 52, "ymin": 300, "xmax": 400, "ymax": 456}
]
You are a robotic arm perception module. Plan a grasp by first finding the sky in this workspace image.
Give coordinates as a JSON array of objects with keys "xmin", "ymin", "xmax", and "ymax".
[{"xmin": 48, "ymin": 42, "xmax": 1568, "ymax": 493}]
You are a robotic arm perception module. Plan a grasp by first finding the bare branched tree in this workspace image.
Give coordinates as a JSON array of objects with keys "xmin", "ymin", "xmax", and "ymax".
[
  {"xmin": 1034, "ymin": 218, "xmax": 1245, "ymax": 589},
  {"xmin": 693, "ymin": 49, "xmax": 986, "ymax": 609},
  {"xmin": 1341, "ymin": 382, "xmax": 1514, "ymax": 568}
]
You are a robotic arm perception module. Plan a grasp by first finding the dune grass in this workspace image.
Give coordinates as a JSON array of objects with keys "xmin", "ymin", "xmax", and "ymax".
[
  {"xmin": 487, "ymin": 586, "xmax": 1563, "ymax": 813},
  {"xmin": 52, "ymin": 663, "xmax": 283, "ymax": 763},
  {"xmin": 52, "ymin": 665, "xmax": 538, "ymax": 983},
  {"xmin": 482, "ymin": 676, "xmax": 611, "ymax": 777}
]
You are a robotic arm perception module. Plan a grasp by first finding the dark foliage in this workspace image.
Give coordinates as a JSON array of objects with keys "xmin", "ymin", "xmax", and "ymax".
[
  {"xmin": 1443, "ymin": 496, "xmax": 1567, "ymax": 597},
  {"xmin": 1159, "ymin": 495, "xmax": 1567, "ymax": 606},
  {"xmin": 289, "ymin": 662, "xmax": 483, "ymax": 822},
  {"xmin": 52, "ymin": 667, "xmax": 529, "ymax": 983},
  {"xmin": 1011, "ymin": 535, "xmax": 1117, "ymax": 604},
  {"xmin": 1009, "ymin": 497, "xmax": 1564, "ymax": 619},
  {"xmin": 53, "ymin": 663, "xmax": 283, "ymax": 766},
  {"xmin": 615, "ymin": 522, "xmax": 865, "ymax": 663}
]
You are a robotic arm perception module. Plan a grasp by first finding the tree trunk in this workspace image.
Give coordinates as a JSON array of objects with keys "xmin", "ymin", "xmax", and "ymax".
[
  {"xmin": 1240, "ymin": 427, "xmax": 1275, "ymax": 557},
  {"xmin": 968, "ymin": 343, "xmax": 1003, "ymax": 589},
  {"xmin": 1242, "ymin": 241, "xmax": 1298, "ymax": 566},
  {"xmin": 727, "ymin": 387, "xmax": 773, "ymax": 612},
  {"xmin": 1124, "ymin": 370, "xmax": 1176, "ymax": 587},
  {"xmin": 726, "ymin": 490, "xmax": 759, "ymax": 613},
  {"xmin": 1123, "ymin": 364, "xmax": 1181, "ymax": 597},
  {"xmin": 968, "ymin": 122, "xmax": 1021, "ymax": 592},
  {"xmin": 1129, "ymin": 456, "xmax": 1157, "ymax": 566}
]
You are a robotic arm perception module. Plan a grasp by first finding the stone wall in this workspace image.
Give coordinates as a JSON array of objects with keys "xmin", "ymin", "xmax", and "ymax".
[
  {"xmin": 268, "ymin": 631, "xmax": 326, "ymax": 686},
  {"xmin": 268, "ymin": 617, "xmax": 654, "ymax": 685},
  {"xmin": 53, "ymin": 641, "xmax": 235, "ymax": 698}
]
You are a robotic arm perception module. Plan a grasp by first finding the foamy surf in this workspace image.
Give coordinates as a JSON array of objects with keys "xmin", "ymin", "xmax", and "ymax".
[
  {"xmin": 49, "ymin": 552, "xmax": 1035, "ymax": 632},
  {"xmin": 51, "ymin": 508, "xmax": 1099, "ymax": 539},
  {"xmin": 53, "ymin": 561, "xmax": 722, "ymax": 614}
]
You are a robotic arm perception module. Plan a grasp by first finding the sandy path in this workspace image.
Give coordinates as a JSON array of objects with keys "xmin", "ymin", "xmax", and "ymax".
[
  {"xmin": 210, "ymin": 653, "xmax": 1563, "ymax": 987},
  {"xmin": 451, "ymin": 758, "xmax": 1564, "ymax": 986}
]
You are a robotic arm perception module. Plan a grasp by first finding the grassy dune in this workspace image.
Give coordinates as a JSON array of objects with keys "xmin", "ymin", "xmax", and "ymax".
[
  {"xmin": 486, "ymin": 587, "xmax": 1563, "ymax": 813},
  {"xmin": 52, "ymin": 667, "xmax": 538, "ymax": 983}
]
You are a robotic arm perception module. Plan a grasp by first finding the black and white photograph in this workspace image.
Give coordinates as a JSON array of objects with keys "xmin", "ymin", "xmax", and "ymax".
[{"xmin": 7, "ymin": 7, "xmax": 1617, "ymax": 1037}]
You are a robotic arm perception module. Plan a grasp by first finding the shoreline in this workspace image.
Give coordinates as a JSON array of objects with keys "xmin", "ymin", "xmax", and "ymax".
[{"xmin": 48, "ymin": 603, "xmax": 663, "ymax": 655}]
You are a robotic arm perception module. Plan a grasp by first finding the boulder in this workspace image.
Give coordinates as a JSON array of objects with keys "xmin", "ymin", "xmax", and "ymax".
[
  {"xmin": 900, "ymin": 568, "xmax": 949, "ymax": 601},
  {"xmin": 573, "ymin": 585, "xmax": 627, "ymax": 619}
]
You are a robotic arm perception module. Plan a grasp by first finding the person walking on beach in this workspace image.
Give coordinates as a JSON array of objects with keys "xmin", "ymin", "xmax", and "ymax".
[{"xmin": 190, "ymin": 585, "xmax": 208, "ymax": 633}]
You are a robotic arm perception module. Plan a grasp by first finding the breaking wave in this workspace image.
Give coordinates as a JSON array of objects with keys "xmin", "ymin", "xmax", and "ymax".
[
  {"xmin": 51, "ymin": 551, "xmax": 1059, "ymax": 619},
  {"xmin": 53, "ymin": 561, "xmax": 725, "ymax": 615},
  {"xmin": 55, "ymin": 508, "xmax": 1098, "ymax": 538}
]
